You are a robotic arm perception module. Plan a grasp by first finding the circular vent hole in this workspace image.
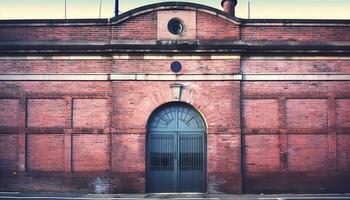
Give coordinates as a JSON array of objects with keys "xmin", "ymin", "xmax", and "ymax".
[{"xmin": 167, "ymin": 18, "xmax": 184, "ymax": 35}]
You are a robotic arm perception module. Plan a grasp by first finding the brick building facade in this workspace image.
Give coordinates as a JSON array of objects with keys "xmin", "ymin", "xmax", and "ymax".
[{"xmin": 0, "ymin": 0, "xmax": 350, "ymax": 194}]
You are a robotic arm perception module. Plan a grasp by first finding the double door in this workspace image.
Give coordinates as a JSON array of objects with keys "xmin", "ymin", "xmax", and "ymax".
[{"xmin": 146, "ymin": 103, "xmax": 206, "ymax": 193}]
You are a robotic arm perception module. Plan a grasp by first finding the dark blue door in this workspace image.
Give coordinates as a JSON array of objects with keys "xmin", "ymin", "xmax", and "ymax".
[{"xmin": 147, "ymin": 102, "xmax": 206, "ymax": 193}]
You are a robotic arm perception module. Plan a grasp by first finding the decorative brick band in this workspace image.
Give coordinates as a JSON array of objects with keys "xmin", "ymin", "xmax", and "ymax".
[{"xmin": 2, "ymin": 73, "xmax": 350, "ymax": 81}]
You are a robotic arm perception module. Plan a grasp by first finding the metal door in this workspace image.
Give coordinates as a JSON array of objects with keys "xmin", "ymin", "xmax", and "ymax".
[{"xmin": 147, "ymin": 102, "xmax": 206, "ymax": 193}]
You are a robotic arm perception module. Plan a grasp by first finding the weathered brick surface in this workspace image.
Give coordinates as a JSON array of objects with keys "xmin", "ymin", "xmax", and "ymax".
[
  {"xmin": 196, "ymin": 11, "xmax": 239, "ymax": 40},
  {"xmin": 242, "ymin": 99, "xmax": 279, "ymax": 129},
  {"xmin": 0, "ymin": 4, "xmax": 350, "ymax": 194},
  {"xmin": 242, "ymin": 59, "xmax": 350, "ymax": 74},
  {"xmin": 112, "ymin": 12, "xmax": 157, "ymax": 40},
  {"xmin": 286, "ymin": 99, "xmax": 327, "ymax": 129},
  {"xmin": 27, "ymin": 134, "xmax": 64, "ymax": 171},
  {"xmin": 335, "ymin": 99, "xmax": 350, "ymax": 128},
  {"xmin": 0, "ymin": 26, "xmax": 111, "ymax": 41},
  {"xmin": 0, "ymin": 81, "xmax": 111, "ymax": 95},
  {"xmin": 0, "ymin": 59, "xmax": 111, "ymax": 73},
  {"xmin": 27, "ymin": 99, "xmax": 65, "ymax": 127},
  {"xmin": 207, "ymin": 134, "xmax": 241, "ymax": 193},
  {"xmin": 111, "ymin": 134, "xmax": 145, "ymax": 172},
  {"xmin": 72, "ymin": 134, "xmax": 110, "ymax": 172},
  {"xmin": 112, "ymin": 59, "xmax": 240, "ymax": 74},
  {"xmin": 241, "ymin": 26, "xmax": 350, "ymax": 41},
  {"xmin": 244, "ymin": 135, "xmax": 280, "ymax": 172},
  {"xmin": 0, "ymin": 134, "xmax": 18, "ymax": 171},
  {"xmin": 288, "ymin": 134, "xmax": 329, "ymax": 172},
  {"xmin": 0, "ymin": 99, "xmax": 19, "ymax": 127},
  {"xmin": 73, "ymin": 99, "xmax": 109, "ymax": 128},
  {"xmin": 337, "ymin": 134, "xmax": 350, "ymax": 171},
  {"xmin": 243, "ymin": 81, "xmax": 350, "ymax": 97},
  {"xmin": 112, "ymin": 81, "xmax": 241, "ymax": 134}
]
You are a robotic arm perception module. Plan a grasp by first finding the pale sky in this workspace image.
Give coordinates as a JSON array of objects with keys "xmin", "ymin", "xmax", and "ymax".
[{"xmin": 0, "ymin": 0, "xmax": 349, "ymax": 20}]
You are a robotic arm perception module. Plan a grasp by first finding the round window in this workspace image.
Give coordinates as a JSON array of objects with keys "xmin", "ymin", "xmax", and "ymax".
[
  {"xmin": 170, "ymin": 61, "xmax": 182, "ymax": 73},
  {"xmin": 167, "ymin": 18, "xmax": 184, "ymax": 35}
]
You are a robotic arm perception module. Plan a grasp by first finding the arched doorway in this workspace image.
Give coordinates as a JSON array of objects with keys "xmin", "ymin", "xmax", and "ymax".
[{"xmin": 146, "ymin": 102, "xmax": 206, "ymax": 193}]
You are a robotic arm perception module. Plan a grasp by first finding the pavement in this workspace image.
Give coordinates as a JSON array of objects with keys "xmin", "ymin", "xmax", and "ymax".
[{"xmin": 0, "ymin": 192, "xmax": 350, "ymax": 200}]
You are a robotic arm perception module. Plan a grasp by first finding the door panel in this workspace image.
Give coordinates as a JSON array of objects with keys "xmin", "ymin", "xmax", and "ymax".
[
  {"xmin": 178, "ymin": 134, "xmax": 205, "ymax": 192},
  {"xmin": 148, "ymin": 133, "xmax": 176, "ymax": 193}
]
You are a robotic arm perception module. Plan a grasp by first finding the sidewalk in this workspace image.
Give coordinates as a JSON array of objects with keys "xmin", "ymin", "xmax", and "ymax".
[{"xmin": 0, "ymin": 192, "xmax": 350, "ymax": 200}]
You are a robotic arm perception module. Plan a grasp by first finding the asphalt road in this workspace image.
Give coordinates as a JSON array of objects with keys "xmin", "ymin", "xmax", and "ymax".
[{"xmin": 0, "ymin": 192, "xmax": 350, "ymax": 200}]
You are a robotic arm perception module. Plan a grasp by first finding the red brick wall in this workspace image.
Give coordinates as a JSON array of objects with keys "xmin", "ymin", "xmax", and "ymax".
[
  {"xmin": 112, "ymin": 12, "xmax": 157, "ymax": 40},
  {"xmin": 111, "ymin": 134, "xmax": 145, "ymax": 172},
  {"xmin": 0, "ymin": 59, "xmax": 112, "ymax": 73},
  {"xmin": 27, "ymin": 134, "xmax": 64, "ymax": 171},
  {"xmin": 0, "ymin": 134, "xmax": 18, "ymax": 171},
  {"xmin": 112, "ymin": 81, "xmax": 241, "ymax": 133},
  {"xmin": 242, "ymin": 99, "xmax": 279, "ymax": 129},
  {"xmin": 0, "ymin": 81, "xmax": 111, "ymax": 94},
  {"xmin": 335, "ymin": 99, "xmax": 350, "ymax": 128},
  {"xmin": 0, "ymin": 26, "xmax": 111, "ymax": 41},
  {"xmin": 286, "ymin": 99, "xmax": 328, "ymax": 129},
  {"xmin": 72, "ymin": 134, "xmax": 110, "ymax": 171},
  {"xmin": 73, "ymin": 99, "xmax": 109, "ymax": 128},
  {"xmin": 242, "ymin": 59, "xmax": 350, "ymax": 73},
  {"xmin": 337, "ymin": 134, "xmax": 350, "ymax": 171},
  {"xmin": 241, "ymin": 26, "xmax": 350, "ymax": 41},
  {"xmin": 196, "ymin": 11, "xmax": 239, "ymax": 40},
  {"xmin": 244, "ymin": 135, "xmax": 280, "ymax": 172},
  {"xmin": 27, "ymin": 99, "xmax": 65, "ymax": 127},
  {"xmin": 288, "ymin": 135, "xmax": 329, "ymax": 172},
  {"xmin": 0, "ymin": 99, "xmax": 19, "ymax": 127},
  {"xmin": 242, "ymin": 79, "xmax": 350, "ymax": 193},
  {"xmin": 113, "ymin": 59, "xmax": 240, "ymax": 74}
]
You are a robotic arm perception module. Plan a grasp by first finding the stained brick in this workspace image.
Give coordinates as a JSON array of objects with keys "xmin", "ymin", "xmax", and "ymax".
[{"xmin": 27, "ymin": 134, "xmax": 64, "ymax": 171}]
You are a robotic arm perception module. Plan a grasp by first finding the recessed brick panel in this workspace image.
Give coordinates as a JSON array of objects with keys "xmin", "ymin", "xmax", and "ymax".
[
  {"xmin": 286, "ymin": 99, "xmax": 327, "ymax": 129},
  {"xmin": 335, "ymin": 99, "xmax": 350, "ymax": 128},
  {"xmin": 27, "ymin": 99, "xmax": 65, "ymax": 127},
  {"xmin": 245, "ymin": 135, "xmax": 280, "ymax": 172},
  {"xmin": 0, "ymin": 99, "xmax": 19, "ymax": 127},
  {"xmin": 337, "ymin": 134, "xmax": 350, "ymax": 171},
  {"xmin": 27, "ymin": 134, "xmax": 64, "ymax": 171},
  {"xmin": 243, "ymin": 99, "xmax": 279, "ymax": 129},
  {"xmin": 288, "ymin": 134, "xmax": 328, "ymax": 172},
  {"xmin": 0, "ymin": 134, "xmax": 18, "ymax": 171},
  {"xmin": 73, "ymin": 99, "xmax": 109, "ymax": 128},
  {"xmin": 73, "ymin": 134, "xmax": 109, "ymax": 171}
]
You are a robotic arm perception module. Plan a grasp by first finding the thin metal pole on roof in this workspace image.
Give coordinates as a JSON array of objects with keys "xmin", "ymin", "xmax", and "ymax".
[
  {"xmin": 248, "ymin": 0, "xmax": 251, "ymax": 19},
  {"xmin": 65, "ymin": 0, "xmax": 67, "ymax": 19},
  {"xmin": 99, "ymin": 0, "xmax": 103, "ymax": 19}
]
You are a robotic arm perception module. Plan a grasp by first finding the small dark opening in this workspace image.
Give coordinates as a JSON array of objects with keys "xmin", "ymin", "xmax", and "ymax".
[
  {"xmin": 171, "ymin": 61, "xmax": 182, "ymax": 73},
  {"xmin": 167, "ymin": 18, "xmax": 184, "ymax": 35}
]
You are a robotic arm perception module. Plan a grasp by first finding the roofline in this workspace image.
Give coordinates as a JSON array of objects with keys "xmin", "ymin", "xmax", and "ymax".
[
  {"xmin": 109, "ymin": 2, "xmax": 241, "ymax": 25},
  {"xmin": 0, "ymin": 2, "xmax": 349, "ymax": 27}
]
